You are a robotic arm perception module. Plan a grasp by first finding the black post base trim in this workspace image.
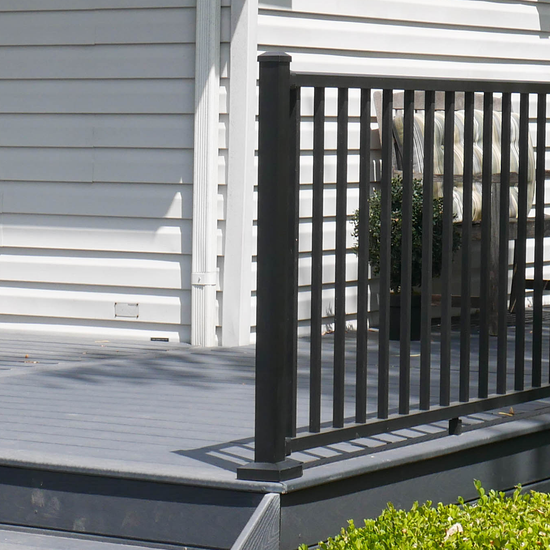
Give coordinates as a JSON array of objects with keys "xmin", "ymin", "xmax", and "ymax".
[
  {"xmin": 237, "ymin": 459, "xmax": 303, "ymax": 482},
  {"xmin": 449, "ymin": 417, "xmax": 463, "ymax": 435}
]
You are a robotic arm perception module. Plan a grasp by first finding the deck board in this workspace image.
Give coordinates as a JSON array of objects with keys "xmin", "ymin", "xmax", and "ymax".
[{"xmin": 0, "ymin": 527, "xmax": 192, "ymax": 550}]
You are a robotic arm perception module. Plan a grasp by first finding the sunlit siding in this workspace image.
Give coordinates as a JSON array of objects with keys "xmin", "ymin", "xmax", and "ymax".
[{"xmin": 254, "ymin": 0, "xmax": 550, "ymax": 334}]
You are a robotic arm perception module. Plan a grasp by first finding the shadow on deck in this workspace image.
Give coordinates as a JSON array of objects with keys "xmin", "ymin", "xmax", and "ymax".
[{"xmin": 0, "ymin": 321, "xmax": 550, "ymax": 549}]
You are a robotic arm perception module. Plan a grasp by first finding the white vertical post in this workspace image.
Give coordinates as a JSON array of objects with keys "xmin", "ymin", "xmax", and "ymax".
[
  {"xmin": 222, "ymin": 0, "xmax": 258, "ymax": 346},
  {"xmin": 192, "ymin": 0, "xmax": 222, "ymax": 346}
]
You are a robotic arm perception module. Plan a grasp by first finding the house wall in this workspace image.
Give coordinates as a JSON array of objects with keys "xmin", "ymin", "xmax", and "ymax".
[
  {"xmin": 0, "ymin": 1, "xmax": 229, "ymax": 343},
  {"xmin": 3, "ymin": 0, "xmax": 549, "ymax": 345},
  {"xmin": 256, "ymin": 0, "xmax": 550, "ymax": 335}
]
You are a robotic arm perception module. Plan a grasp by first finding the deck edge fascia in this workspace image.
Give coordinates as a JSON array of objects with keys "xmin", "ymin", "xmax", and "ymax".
[{"xmin": 282, "ymin": 411, "xmax": 550, "ymax": 492}]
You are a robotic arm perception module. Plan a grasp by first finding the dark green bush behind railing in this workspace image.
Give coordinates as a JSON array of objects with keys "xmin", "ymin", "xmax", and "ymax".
[{"xmin": 352, "ymin": 175, "xmax": 460, "ymax": 294}]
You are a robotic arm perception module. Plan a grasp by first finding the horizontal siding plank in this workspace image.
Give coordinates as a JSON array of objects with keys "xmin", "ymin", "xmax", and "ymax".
[
  {"xmin": 0, "ymin": 286, "xmax": 189, "ymax": 324},
  {"xmin": 0, "ymin": 13, "xmax": 94, "ymax": 46},
  {"xmin": 0, "ymin": 147, "xmax": 193, "ymax": 184},
  {"xmin": 300, "ymin": 87, "xmax": 371, "ymax": 118},
  {"xmin": 0, "ymin": 254, "xmax": 190, "ymax": 290},
  {"xmin": 0, "ymin": 114, "xmax": 193, "ymax": 149},
  {"xmin": 0, "ymin": 148, "xmax": 93, "ymax": 182},
  {"xmin": 298, "ymin": 186, "xmax": 360, "ymax": 218},
  {"xmin": 90, "ymin": 114, "xmax": 194, "ymax": 148},
  {"xmin": 0, "ymin": 80, "xmax": 194, "ymax": 114},
  {"xmin": 0, "ymin": 44, "xmax": 193, "ymax": 79},
  {"xmin": 0, "ymin": 318, "xmax": 189, "ymax": 341},
  {"xmin": 250, "ymin": 253, "xmax": 359, "ymax": 292},
  {"xmin": 249, "ymin": 287, "xmax": 358, "ymax": 326},
  {"xmin": 1, "ymin": 214, "xmax": 191, "ymax": 254},
  {"xmin": 259, "ymin": 14, "xmax": 550, "ymax": 63},
  {"xmin": 297, "ymin": 255, "xmax": 358, "ymax": 287},
  {"xmin": 1, "ymin": 182, "xmax": 192, "ymax": 219},
  {"xmin": 93, "ymin": 148, "xmax": 193, "ymax": 184},
  {"xmin": 297, "ymin": 223, "xmax": 356, "ymax": 254},
  {"xmin": 260, "ymin": 0, "xmax": 544, "ymax": 34},
  {"xmin": 299, "ymin": 153, "xmax": 361, "ymax": 185},
  {"xmin": 252, "ymin": 185, "xmax": 364, "ymax": 223},
  {"xmin": 297, "ymin": 286, "xmax": 358, "ymax": 322},
  {"xmin": 250, "ymin": 222, "xmax": 356, "ymax": 255},
  {"xmin": 300, "ymin": 120, "xmax": 362, "ymax": 151},
  {"xmin": 0, "ymin": 1, "xmax": 195, "ymax": 11},
  {"xmin": 94, "ymin": 8, "xmax": 196, "ymax": 45},
  {"xmin": 0, "ymin": 8, "xmax": 196, "ymax": 46},
  {"xmin": 0, "ymin": 115, "xmax": 91, "ymax": 148}
]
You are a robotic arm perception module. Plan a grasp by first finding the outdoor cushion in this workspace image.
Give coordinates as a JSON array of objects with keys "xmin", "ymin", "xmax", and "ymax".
[{"xmin": 392, "ymin": 110, "xmax": 536, "ymax": 222}]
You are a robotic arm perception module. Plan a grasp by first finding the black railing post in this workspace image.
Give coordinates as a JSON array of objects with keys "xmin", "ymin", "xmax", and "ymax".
[{"xmin": 237, "ymin": 52, "xmax": 303, "ymax": 482}]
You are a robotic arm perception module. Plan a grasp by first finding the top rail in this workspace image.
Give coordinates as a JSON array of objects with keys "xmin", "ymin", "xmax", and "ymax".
[{"xmin": 291, "ymin": 72, "xmax": 550, "ymax": 93}]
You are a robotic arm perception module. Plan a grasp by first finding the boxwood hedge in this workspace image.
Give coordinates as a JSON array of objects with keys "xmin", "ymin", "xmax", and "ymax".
[{"xmin": 300, "ymin": 481, "xmax": 550, "ymax": 549}]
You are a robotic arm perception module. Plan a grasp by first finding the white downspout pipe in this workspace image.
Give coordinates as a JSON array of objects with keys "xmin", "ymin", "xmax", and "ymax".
[{"xmin": 192, "ymin": 0, "xmax": 221, "ymax": 346}]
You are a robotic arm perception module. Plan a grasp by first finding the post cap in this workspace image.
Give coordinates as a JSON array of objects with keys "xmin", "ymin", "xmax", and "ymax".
[{"xmin": 258, "ymin": 52, "xmax": 292, "ymax": 63}]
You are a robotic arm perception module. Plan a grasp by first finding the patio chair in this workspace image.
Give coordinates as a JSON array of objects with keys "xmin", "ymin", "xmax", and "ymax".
[{"xmin": 373, "ymin": 90, "xmax": 549, "ymax": 334}]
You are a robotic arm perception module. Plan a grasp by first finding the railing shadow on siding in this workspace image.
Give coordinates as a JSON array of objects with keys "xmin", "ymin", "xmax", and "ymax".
[{"xmin": 237, "ymin": 52, "xmax": 550, "ymax": 482}]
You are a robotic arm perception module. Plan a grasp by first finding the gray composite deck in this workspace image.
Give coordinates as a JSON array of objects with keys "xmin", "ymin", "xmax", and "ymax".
[
  {"xmin": 0, "ymin": 321, "xmax": 549, "ymax": 492},
  {"xmin": 0, "ymin": 331, "xmax": 258, "ymax": 489},
  {"xmin": 2, "ymin": 325, "xmax": 550, "ymax": 549}
]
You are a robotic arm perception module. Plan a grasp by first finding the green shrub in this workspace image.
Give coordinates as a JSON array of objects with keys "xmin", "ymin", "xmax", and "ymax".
[
  {"xmin": 300, "ymin": 481, "xmax": 550, "ymax": 549},
  {"xmin": 352, "ymin": 176, "xmax": 460, "ymax": 294}
]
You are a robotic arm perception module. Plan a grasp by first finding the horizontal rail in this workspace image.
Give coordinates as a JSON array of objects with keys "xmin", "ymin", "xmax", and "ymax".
[
  {"xmin": 291, "ymin": 72, "xmax": 550, "ymax": 93},
  {"xmin": 287, "ymin": 386, "xmax": 550, "ymax": 454}
]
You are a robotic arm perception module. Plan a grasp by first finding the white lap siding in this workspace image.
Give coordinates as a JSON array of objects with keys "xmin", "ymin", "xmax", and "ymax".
[
  {"xmin": 255, "ymin": 0, "xmax": 550, "ymax": 333},
  {"xmin": 0, "ymin": 2, "xmax": 198, "ymax": 341}
]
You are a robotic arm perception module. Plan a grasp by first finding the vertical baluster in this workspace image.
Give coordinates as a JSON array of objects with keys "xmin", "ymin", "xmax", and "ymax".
[
  {"xmin": 356, "ymin": 88, "xmax": 371, "ymax": 424},
  {"xmin": 420, "ymin": 90, "xmax": 435, "ymax": 410},
  {"xmin": 478, "ymin": 92, "xmax": 493, "ymax": 398},
  {"xmin": 440, "ymin": 91, "xmax": 455, "ymax": 407},
  {"xmin": 287, "ymin": 86, "xmax": 300, "ymax": 439},
  {"xmin": 497, "ymin": 93, "xmax": 511, "ymax": 394},
  {"xmin": 515, "ymin": 93, "xmax": 529, "ymax": 391},
  {"xmin": 333, "ymin": 88, "xmax": 348, "ymax": 428},
  {"xmin": 310, "ymin": 87, "xmax": 325, "ymax": 432},
  {"xmin": 399, "ymin": 89, "xmax": 414, "ymax": 414},
  {"xmin": 378, "ymin": 89, "xmax": 393, "ymax": 419},
  {"xmin": 460, "ymin": 91, "xmax": 474, "ymax": 402},
  {"xmin": 533, "ymin": 93, "xmax": 546, "ymax": 388}
]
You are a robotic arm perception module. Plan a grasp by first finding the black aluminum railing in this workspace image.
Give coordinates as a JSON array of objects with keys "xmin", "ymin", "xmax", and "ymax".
[{"xmin": 237, "ymin": 53, "xmax": 550, "ymax": 482}]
